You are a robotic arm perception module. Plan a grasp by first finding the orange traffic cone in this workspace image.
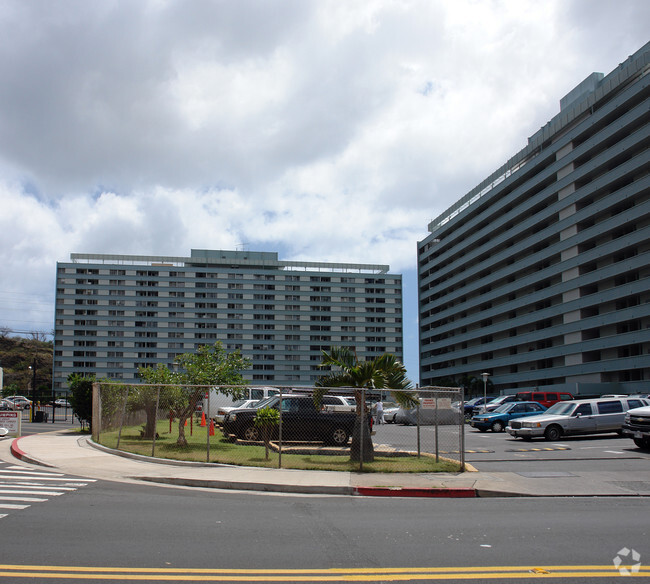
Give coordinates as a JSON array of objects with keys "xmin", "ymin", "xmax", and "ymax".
[
  {"xmin": 209, "ymin": 419, "xmax": 215, "ymax": 436},
  {"xmin": 200, "ymin": 411, "xmax": 206, "ymax": 427}
]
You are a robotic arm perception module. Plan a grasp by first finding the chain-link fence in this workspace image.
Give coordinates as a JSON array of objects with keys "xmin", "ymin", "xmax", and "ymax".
[{"xmin": 93, "ymin": 383, "xmax": 465, "ymax": 472}]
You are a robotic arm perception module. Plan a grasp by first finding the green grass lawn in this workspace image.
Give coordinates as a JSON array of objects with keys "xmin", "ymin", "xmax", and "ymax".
[{"xmin": 98, "ymin": 420, "xmax": 461, "ymax": 473}]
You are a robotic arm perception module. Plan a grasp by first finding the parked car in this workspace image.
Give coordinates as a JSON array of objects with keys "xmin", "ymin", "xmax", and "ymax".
[
  {"xmin": 0, "ymin": 399, "xmax": 12, "ymax": 411},
  {"xmin": 381, "ymin": 401, "xmax": 400, "ymax": 423},
  {"xmin": 621, "ymin": 405, "xmax": 650, "ymax": 450},
  {"xmin": 471, "ymin": 401, "xmax": 547, "ymax": 433},
  {"xmin": 5, "ymin": 396, "xmax": 32, "ymax": 410},
  {"xmin": 214, "ymin": 399, "xmax": 260, "ymax": 424},
  {"xmin": 514, "ymin": 391, "xmax": 574, "ymax": 408},
  {"xmin": 394, "ymin": 400, "xmax": 461, "ymax": 425},
  {"xmin": 54, "ymin": 399, "xmax": 71, "ymax": 408},
  {"xmin": 472, "ymin": 394, "xmax": 519, "ymax": 416},
  {"xmin": 461, "ymin": 396, "xmax": 495, "ymax": 419},
  {"xmin": 507, "ymin": 397, "xmax": 649, "ymax": 441},
  {"xmin": 221, "ymin": 394, "xmax": 358, "ymax": 446}
]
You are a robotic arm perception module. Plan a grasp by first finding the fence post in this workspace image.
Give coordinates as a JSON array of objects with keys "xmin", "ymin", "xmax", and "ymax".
[
  {"xmin": 92, "ymin": 382, "xmax": 101, "ymax": 442},
  {"xmin": 359, "ymin": 389, "xmax": 365, "ymax": 472},
  {"xmin": 434, "ymin": 393, "xmax": 439, "ymax": 463},
  {"xmin": 460, "ymin": 388, "xmax": 466, "ymax": 472},
  {"xmin": 206, "ymin": 387, "xmax": 210, "ymax": 463},
  {"xmin": 116, "ymin": 386, "xmax": 130, "ymax": 450},
  {"xmin": 416, "ymin": 397, "xmax": 421, "ymax": 458},
  {"xmin": 151, "ymin": 387, "xmax": 160, "ymax": 458},
  {"xmin": 278, "ymin": 387, "xmax": 283, "ymax": 469}
]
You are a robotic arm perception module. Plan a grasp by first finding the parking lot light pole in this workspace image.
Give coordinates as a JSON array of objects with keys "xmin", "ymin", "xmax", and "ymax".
[
  {"xmin": 481, "ymin": 372, "xmax": 489, "ymax": 413},
  {"xmin": 29, "ymin": 359, "xmax": 37, "ymax": 422}
]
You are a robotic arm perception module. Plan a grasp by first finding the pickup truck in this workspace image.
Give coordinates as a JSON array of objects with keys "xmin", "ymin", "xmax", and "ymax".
[
  {"xmin": 221, "ymin": 394, "xmax": 359, "ymax": 446},
  {"xmin": 621, "ymin": 405, "xmax": 650, "ymax": 450}
]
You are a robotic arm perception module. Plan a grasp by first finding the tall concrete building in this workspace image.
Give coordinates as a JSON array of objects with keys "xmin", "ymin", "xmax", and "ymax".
[
  {"xmin": 418, "ymin": 42, "xmax": 650, "ymax": 395},
  {"xmin": 53, "ymin": 249, "xmax": 403, "ymax": 390}
]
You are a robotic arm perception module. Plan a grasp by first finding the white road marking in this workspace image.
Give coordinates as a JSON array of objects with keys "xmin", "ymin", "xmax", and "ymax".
[
  {"xmin": 0, "ymin": 483, "xmax": 78, "ymax": 491},
  {"xmin": 0, "ymin": 475, "xmax": 84, "ymax": 481},
  {"xmin": 0, "ymin": 489, "xmax": 66, "ymax": 496},
  {"xmin": 0, "ymin": 469, "xmax": 65, "ymax": 477},
  {"xmin": 0, "ymin": 496, "xmax": 48, "ymax": 502}
]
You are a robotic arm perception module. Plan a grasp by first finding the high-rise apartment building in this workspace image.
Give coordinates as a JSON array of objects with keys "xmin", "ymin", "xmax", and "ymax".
[
  {"xmin": 53, "ymin": 249, "xmax": 403, "ymax": 390},
  {"xmin": 418, "ymin": 42, "xmax": 650, "ymax": 395}
]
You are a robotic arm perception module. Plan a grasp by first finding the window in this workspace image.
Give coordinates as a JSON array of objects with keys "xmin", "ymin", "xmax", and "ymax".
[
  {"xmin": 573, "ymin": 403, "xmax": 593, "ymax": 416},
  {"xmin": 597, "ymin": 401, "xmax": 623, "ymax": 414}
]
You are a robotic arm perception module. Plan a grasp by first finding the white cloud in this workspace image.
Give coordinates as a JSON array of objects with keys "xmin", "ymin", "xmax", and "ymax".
[{"xmin": 0, "ymin": 0, "xmax": 648, "ymax": 380}]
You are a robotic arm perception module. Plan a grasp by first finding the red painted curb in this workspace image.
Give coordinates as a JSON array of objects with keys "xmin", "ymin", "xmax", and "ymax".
[
  {"xmin": 10, "ymin": 438, "xmax": 26, "ymax": 461},
  {"xmin": 354, "ymin": 487, "xmax": 476, "ymax": 498}
]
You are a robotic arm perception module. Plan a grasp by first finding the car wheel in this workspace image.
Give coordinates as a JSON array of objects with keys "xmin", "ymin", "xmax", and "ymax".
[
  {"xmin": 544, "ymin": 425, "xmax": 562, "ymax": 441},
  {"xmin": 491, "ymin": 421, "xmax": 504, "ymax": 433},
  {"xmin": 242, "ymin": 425, "xmax": 260, "ymax": 441},
  {"xmin": 633, "ymin": 438, "xmax": 650, "ymax": 450},
  {"xmin": 329, "ymin": 427, "xmax": 349, "ymax": 446}
]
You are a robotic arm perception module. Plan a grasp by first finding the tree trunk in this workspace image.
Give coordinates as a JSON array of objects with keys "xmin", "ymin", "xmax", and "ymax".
[
  {"xmin": 142, "ymin": 403, "xmax": 157, "ymax": 439},
  {"xmin": 176, "ymin": 416, "xmax": 188, "ymax": 447},
  {"xmin": 176, "ymin": 391, "xmax": 201, "ymax": 447},
  {"xmin": 350, "ymin": 415, "xmax": 374, "ymax": 462}
]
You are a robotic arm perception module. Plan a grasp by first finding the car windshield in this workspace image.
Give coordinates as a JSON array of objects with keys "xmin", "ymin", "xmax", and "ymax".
[
  {"xmin": 488, "ymin": 396, "xmax": 507, "ymax": 404},
  {"xmin": 493, "ymin": 404, "xmax": 513, "ymax": 413},
  {"xmin": 251, "ymin": 395, "xmax": 277, "ymax": 409},
  {"xmin": 544, "ymin": 402, "xmax": 576, "ymax": 415}
]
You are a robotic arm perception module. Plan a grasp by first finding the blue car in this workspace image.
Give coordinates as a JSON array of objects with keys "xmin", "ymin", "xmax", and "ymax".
[{"xmin": 470, "ymin": 401, "xmax": 547, "ymax": 433}]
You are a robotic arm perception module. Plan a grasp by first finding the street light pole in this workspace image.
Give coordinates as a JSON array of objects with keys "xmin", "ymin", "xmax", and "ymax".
[
  {"xmin": 481, "ymin": 372, "xmax": 490, "ymax": 413},
  {"xmin": 29, "ymin": 358, "xmax": 37, "ymax": 422}
]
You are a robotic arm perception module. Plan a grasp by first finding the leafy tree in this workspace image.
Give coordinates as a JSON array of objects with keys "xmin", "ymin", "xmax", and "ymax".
[
  {"xmin": 315, "ymin": 347, "xmax": 416, "ymax": 462},
  {"xmin": 67, "ymin": 373, "xmax": 94, "ymax": 431},
  {"xmin": 134, "ymin": 365, "xmax": 179, "ymax": 439},
  {"xmin": 254, "ymin": 407, "xmax": 280, "ymax": 460},
  {"xmin": 138, "ymin": 342, "xmax": 249, "ymax": 447}
]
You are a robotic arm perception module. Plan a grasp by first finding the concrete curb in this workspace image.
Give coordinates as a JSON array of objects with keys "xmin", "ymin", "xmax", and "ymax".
[
  {"xmin": 10, "ymin": 438, "xmax": 55, "ymax": 468},
  {"xmin": 136, "ymin": 476, "xmax": 355, "ymax": 496}
]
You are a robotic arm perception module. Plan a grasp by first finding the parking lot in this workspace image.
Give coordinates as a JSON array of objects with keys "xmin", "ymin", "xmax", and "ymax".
[{"xmin": 371, "ymin": 422, "xmax": 650, "ymax": 474}]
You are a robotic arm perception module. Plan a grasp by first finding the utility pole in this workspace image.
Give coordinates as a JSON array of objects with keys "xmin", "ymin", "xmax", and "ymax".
[{"xmin": 29, "ymin": 358, "xmax": 37, "ymax": 422}]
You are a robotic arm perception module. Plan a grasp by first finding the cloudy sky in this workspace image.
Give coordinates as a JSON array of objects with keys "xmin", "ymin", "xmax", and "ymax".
[{"xmin": 0, "ymin": 0, "xmax": 648, "ymax": 382}]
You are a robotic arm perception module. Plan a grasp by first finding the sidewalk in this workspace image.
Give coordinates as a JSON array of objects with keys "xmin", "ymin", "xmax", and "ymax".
[{"xmin": 5, "ymin": 430, "xmax": 650, "ymax": 498}]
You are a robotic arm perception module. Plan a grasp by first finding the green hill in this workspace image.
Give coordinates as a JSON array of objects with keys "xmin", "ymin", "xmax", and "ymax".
[{"xmin": 0, "ymin": 335, "xmax": 53, "ymax": 401}]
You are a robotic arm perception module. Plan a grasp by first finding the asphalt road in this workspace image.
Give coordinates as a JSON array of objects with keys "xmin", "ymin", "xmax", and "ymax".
[{"xmin": 0, "ymin": 475, "xmax": 647, "ymax": 583}]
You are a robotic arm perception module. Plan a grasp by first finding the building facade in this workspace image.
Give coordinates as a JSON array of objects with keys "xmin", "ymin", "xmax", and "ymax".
[
  {"xmin": 53, "ymin": 249, "xmax": 403, "ymax": 390},
  {"xmin": 418, "ymin": 42, "xmax": 650, "ymax": 395}
]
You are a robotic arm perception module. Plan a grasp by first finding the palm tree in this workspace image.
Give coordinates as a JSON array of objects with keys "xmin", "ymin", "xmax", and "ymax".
[{"xmin": 314, "ymin": 347, "xmax": 417, "ymax": 462}]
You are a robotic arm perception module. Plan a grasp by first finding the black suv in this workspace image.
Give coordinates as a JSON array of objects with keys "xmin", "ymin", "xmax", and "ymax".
[{"xmin": 221, "ymin": 394, "xmax": 357, "ymax": 446}]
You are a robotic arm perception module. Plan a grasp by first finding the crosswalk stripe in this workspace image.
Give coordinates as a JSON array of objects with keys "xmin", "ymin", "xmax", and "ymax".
[
  {"xmin": 0, "ymin": 469, "xmax": 65, "ymax": 477},
  {"xmin": 0, "ymin": 496, "xmax": 48, "ymax": 502},
  {"xmin": 0, "ymin": 483, "xmax": 78, "ymax": 491},
  {"xmin": 0, "ymin": 489, "xmax": 66, "ymax": 496},
  {"xmin": 0, "ymin": 475, "xmax": 85, "ymax": 481},
  {"xmin": 0, "ymin": 465, "xmax": 96, "ymax": 520}
]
